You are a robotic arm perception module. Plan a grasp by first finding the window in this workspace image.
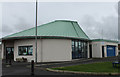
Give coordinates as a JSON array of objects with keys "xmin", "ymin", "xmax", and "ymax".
[
  {"xmin": 72, "ymin": 40, "xmax": 87, "ymax": 59},
  {"xmin": 18, "ymin": 46, "xmax": 33, "ymax": 55}
]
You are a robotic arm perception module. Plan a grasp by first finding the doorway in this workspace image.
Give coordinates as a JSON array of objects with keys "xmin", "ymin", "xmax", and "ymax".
[
  {"xmin": 6, "ymin": 47, "xmax": 14, "ymax": 60},
  {"xmin": 89, "ymin": 45, "xmax": 92, "ymax": 58},
  {"xmin": 102, "ymin": 46, "xmax": 104, "ymax": 57},
  {"xmin": 72, "ymin": 40, "xmax": 87, "ymax": 59},
  {"xmin": 107, "ymin": 45, "xmax": 116, "ymax": 57}
]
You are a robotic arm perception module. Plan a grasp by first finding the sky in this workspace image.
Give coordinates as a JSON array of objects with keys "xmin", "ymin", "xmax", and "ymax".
[{"xmin": 1, "ymin": 2, "xmax": 118, "ymax": 40}]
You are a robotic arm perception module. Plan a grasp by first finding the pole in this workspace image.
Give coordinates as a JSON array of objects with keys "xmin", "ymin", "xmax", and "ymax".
[
  {"xmin": 35, "ymin": 0, "xmax": 38, "ymax": 63},
  {"xmin": 31, "ymin": 60, "xmax": 34, "ymax": 75}
]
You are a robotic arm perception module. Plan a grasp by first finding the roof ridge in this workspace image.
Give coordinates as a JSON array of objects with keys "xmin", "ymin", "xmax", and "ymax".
[
  {"xmin": 71, "ymin": 22, "xmax": 80, "ymax": 37},
  {"xmin": 76, "ymin": 23, "xmax": 90, "ymax": 39},
  {"xmin": 55, "ymin": 20, "xmax": 77, "ymax": 23}
]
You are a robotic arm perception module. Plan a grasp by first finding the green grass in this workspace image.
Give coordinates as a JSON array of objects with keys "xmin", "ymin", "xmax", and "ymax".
[{"xmin": 51, "ymin": 62, "xmax": 119, "ymax": 73}]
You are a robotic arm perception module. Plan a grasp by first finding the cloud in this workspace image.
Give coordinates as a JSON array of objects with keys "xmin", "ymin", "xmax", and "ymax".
[
  {"xmin": 13, "ymin": 16, "xmax": 33, "ymax": 31},
  {"xmin": 2, "ymin": 24, "xmax": 14, "ymax": 37},
  {"xmin": 2, "ymin": 2, "xmax": 35, "ymax": 37},
  {"xmin": 118, "ymin": 1, "xmax": 120, "ymax": 41},
  {"xmin": 2, "ymin": 15, "xmax": 34, "ymax": 37},
  {"xmin": 1, "ymin": 2, "xmax": 118, "ymax": 41},
  {"xmin": 80, "ymin": 15, "xmax": 118, "ymax": 40}
]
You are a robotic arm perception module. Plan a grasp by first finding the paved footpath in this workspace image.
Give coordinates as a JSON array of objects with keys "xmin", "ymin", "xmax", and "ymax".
[{"xmin": 2, "ymin": 57, "xmax": 120, "ymax": 77}]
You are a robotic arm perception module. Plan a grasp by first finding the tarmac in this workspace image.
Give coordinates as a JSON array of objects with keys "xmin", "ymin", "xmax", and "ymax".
[{"xmin": 1, "ymin": 56, "xmax": 120, "ymax": 77}]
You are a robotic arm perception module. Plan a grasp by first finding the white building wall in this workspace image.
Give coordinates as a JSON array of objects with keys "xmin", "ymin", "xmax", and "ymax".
[
  {"xmin": 36, "ymin": 39, "xmax": 42, "ymax": 62},
  {"xmin": 2, "ymin": 38, "xmax": 90, "ymax": 62},
  {"xmin": 14, "ymin": 39, "xmax": 72, "ymax": 62},
  {"xmin": 14, "ymin": 39, "xmax": 38, "ymax": 62},
  {"xmin": 91, "ymin": 41, "xmax": 118, "ymax": 58},
  {"xmin": 104, "ymin": 46, "xmax": 107, "ymax": 57},
  {"xmin": 42, "ymin": 39, "xmax": 72, "ymax": 62},
  {"xmin": 87, "ymin": 42, "xmax": 90, "ymax": 58},
  {"xmin": 92, "ymin": 42, "xmax": 102, "ymax": 58}
]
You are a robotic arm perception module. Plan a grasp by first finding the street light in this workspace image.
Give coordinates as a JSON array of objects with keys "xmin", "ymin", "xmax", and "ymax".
[{"xmin": 35, "ymin": 0, "xmax": 38, "ymax": 63}]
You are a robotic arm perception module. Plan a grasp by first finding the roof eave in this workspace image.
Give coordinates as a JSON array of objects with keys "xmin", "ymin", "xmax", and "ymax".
[{"xmin": 2, "ymin": 36, "xmax": 90, "ymax": 41}]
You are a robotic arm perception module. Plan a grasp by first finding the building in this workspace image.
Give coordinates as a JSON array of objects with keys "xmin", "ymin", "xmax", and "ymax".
[
  {"xmin": 1, "ymin": 20, "xmax": 90, "ymax": 62},
  {"xmin": 89, "ymin": 39, "xmax": 118, "ymax": 58},
  {"xmin": 1, "ymin": 20, "xmax": 118, "ymax": 62}
]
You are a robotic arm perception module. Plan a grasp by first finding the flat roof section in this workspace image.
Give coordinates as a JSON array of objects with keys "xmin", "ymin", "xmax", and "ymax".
[{"xmin": 91, "ymin": 39, "xmax": 118, "ymax": 43}]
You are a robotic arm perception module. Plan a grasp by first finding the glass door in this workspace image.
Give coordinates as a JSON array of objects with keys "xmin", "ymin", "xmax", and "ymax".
[{"xmin": 6, "ymin": 47, "xmax": 14, "ymax": 60}]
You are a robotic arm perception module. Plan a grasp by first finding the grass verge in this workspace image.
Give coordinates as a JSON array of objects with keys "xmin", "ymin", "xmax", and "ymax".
[{"xmin": 50, "ymin": 62, "xmax": 120, "ymax": 73}]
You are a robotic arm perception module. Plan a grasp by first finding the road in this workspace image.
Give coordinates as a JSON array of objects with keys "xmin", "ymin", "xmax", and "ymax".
[{"xmin": 2, "ymin": 57, "xmax": 120, "ymax": 77}]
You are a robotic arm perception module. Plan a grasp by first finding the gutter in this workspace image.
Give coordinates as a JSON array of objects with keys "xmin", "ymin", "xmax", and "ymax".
[{"xmin": 2, "ymin": 36, "xmax": 90, "ymax": 41}]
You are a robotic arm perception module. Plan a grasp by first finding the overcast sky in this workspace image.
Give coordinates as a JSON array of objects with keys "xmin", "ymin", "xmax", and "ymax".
[{"xmin": 1, "ymin": 2, "xmax": 118, "ymax": 40}]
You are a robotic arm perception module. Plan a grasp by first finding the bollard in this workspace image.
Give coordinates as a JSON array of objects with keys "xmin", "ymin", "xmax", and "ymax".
[{"xmin": 31, "ymin": 60, "xmax": 34, "ymax": 76}]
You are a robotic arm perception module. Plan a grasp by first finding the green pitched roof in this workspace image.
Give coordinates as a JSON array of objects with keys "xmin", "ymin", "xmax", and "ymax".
[
  {"xmin": 91, "ymin": 39, "xmax": 118, "ymax": 43},
  {"xmin": 3, "ymin": 20, "xmax": 89, "ymax": 40}
]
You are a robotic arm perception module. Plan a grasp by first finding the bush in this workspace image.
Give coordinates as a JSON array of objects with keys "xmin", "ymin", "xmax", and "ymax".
[{"xmin": 16, "ymin": 57, "xmax": 27, "ymax": 62}]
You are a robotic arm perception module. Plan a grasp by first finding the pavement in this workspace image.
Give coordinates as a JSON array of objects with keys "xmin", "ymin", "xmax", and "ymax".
[
  {"xmin": 35, "ymin": 57, "xmax": 119, "ymax": 68},
  {"xmin": 1, "ymin": 57, "xmax": 120, "ymax": 77}
]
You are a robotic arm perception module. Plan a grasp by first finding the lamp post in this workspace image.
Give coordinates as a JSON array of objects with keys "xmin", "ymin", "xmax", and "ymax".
[{"xmin": 35, "ymin": 0, "xmax": 38, "ymax": 63}]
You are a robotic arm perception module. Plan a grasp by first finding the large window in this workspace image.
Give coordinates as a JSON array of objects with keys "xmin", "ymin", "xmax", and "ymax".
[
  {"xmin": 72, "ymin": 40, "xmax": 87, "ymax": 59},
  {"xmin": 18, "ymin": 46, "xmax": 33, "ymax": 55}
]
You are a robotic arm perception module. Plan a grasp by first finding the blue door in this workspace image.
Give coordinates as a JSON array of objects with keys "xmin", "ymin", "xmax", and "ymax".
[{"xmin": 107, "ymin": 46, "xmax": 116, "ymax": 57}]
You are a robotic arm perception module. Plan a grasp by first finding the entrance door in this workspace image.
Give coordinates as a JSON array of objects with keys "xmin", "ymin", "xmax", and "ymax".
[
  {"xmin": 107, "ymin": 45, "xmax": 116, "ymax": 57},
  {"xmin": 89, "ymin": 45, "xmax": 92, "ymax": 58},
  {"xmin": 102, "ymin": 46, "xmax": 104, "ymax": 57},
  {"xmin": 6, "ymin": 47, "xmax": 14, "ymax": 60}
]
